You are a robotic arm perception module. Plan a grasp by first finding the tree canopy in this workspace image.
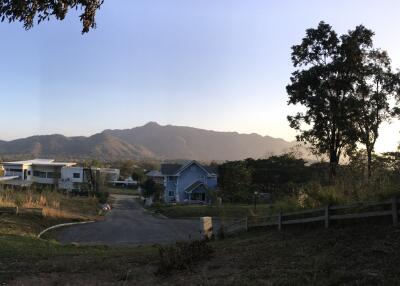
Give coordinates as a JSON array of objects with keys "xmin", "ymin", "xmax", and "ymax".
[
  {"xmin": 287, "ymin": 21, "xmax": 400, "ymax": 179},
  {"xmin": 0, "ymin": 0, "xmax": 104, "ymax": 33}
]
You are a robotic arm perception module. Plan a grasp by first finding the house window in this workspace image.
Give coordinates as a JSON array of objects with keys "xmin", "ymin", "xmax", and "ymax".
[
  {"xmin": 168, "ymin": 191, "xmax": 175, "ymax": 197},
  {"xmin": 47, "ymin": 172, "xmax": 54, "ymax": 178},
  {"xmin": 73, "ymin": 173, "xmax": 81, "ymax": 179},
  {"xmin": 27, "ymin": 171, "xmax": 31, "ymax": 176},
  {"xmin": 33, "ymin": 171, "xmax": 46, "ymax": 178}
]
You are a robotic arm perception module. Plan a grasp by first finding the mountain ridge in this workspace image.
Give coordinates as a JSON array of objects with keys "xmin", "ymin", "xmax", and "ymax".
[{"xmin": 0, "ymin": 122, "xmax": 302, "ymax": 161}]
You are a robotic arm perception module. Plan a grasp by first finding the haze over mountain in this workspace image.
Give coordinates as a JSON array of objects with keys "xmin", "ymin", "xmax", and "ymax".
[{"xmin": 0, "ymin": 122, "xmax": 303, "ymax": 161}]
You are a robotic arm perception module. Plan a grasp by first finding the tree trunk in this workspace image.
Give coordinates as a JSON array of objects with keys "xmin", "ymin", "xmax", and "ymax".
[
  {"xmin": 329, "ymin": 152, "xmax": 338, "ymax": 183},
  {"xmin": 367, "ymin": 147, "xmax": 372, "ymax": 181}
]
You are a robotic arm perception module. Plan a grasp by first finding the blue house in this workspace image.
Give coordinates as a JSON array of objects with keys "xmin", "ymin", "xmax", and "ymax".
[{"xmin": 148, "ymin": 161, "xmax": 218, "ymax": 203}]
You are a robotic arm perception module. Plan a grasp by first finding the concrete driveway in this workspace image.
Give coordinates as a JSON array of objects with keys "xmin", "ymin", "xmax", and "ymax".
[{"xmin": 56, "ymin": 195, "xmax": 202, "ymax": 245}]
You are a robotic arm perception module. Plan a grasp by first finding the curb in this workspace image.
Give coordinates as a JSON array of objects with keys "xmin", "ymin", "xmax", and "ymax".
[{"xmin": 37, "ymin": 220, "xmax": 95, "ymax": 239}]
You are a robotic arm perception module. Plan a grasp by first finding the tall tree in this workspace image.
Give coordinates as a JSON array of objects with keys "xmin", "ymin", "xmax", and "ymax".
[
  {"xmin": 287, "ymin": 22, "xmax": 359, "ymax": 179},
  {"xmin": 351, "ymin": 45, "xmax": 399, "ymax": 179},
  {"xmin": 0, "ymin": 0, "xmax": 104, "ymax": 33},
  {"xmin": 218, "ymin": 162, "xmax": 252, "ymax": 202}
]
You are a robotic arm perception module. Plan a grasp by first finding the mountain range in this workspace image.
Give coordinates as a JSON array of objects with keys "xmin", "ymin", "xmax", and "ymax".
[{"xmin": 0, "ymin": 122, "xmax": 303, "ymax": 161}]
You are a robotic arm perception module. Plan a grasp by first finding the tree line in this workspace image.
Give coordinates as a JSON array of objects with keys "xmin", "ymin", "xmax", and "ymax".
[{"xmin": 217, "ymin": 151, "xmax": 400, "ymax": 204}]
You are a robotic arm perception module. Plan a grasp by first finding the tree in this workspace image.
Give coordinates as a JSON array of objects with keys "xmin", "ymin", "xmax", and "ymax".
[
  {"xmin": 142, "ymin": 178, "xmax": 164, "ymax": 201},
  {"xmin": 351, "ymin": 46, "xmax": 399, "ymax": 179},
  {"xmin": 218, "ymin": 161, "xmax": 252, "ymax": 202},
  {"xmin": 0, "ymin": 0, "xmax": 104, "ymax": 33},
  {"xmin": 246, "ymin": 154, "xmax": 311, "ymax": 198},
  {"xmin": 131, "ymin": 167, "xmax": 145, "ymax": 184},
  {"xmin": 287, "ymin": 22, "xmax": 375, "ymax": 179},
  {"xmin": 118, "ymin": 160, "xmax": 136, "ymax": 178}
]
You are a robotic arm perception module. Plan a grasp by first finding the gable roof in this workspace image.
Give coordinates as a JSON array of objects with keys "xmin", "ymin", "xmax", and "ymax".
[
  {"xmin": 175, "ymin": 161, "xmax": 210, "ymax": 176},
  {"xmin": 159, "ymin": 160, "xmax": 217, "ymax": 177},
  {"xmin": 184, "ymin": 181, "xmax": 210, "ymax": 193}
]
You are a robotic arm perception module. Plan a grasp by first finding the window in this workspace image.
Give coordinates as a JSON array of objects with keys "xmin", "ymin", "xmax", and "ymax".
[
  {"xmin": 9, "ymin": 168, "xmax": 22, "ymax": 173},
  {"xmin": 27, "ymin": 171, "xmax": 31, "ymax": 176},
  {"xmin": 73, "ymin": 173, "xmax": 81, "ymax": 179},
  {"xmin": 168, "ymin": 191, "xmax": 175, "ymax": 197},
  {"xmin": 47, "ymin": 172, "xmax": 54, "ymax": 178},
  {"xmin": 33, "ymin": 171, "xmax": 46, "ymax": 178}
]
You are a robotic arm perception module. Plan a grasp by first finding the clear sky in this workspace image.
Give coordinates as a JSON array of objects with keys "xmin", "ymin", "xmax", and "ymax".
[{"xmin": 0, "ymin": 0, "xmax": 399, "ymax": 152}]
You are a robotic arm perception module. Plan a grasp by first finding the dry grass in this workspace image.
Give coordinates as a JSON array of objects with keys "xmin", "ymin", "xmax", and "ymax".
[
  {"xmin": 0, "ymin": 187, "xmax": 99, "ymax": 224},
  {"xmin": 0, "ymin": 189, "xmax": 61, "ymax": 209}
]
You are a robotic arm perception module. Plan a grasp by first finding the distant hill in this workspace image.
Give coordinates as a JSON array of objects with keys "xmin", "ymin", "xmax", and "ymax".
[{"xmin": 0, "ymin": 122, "xmax": 304, "ymax": 161}]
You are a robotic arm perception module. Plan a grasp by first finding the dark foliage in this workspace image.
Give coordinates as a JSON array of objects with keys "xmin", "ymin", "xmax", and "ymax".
[
  {"xmin": 0, "ymin": 0, "xmax": 104, "ymax": 33},
  {"xmin": 156, "ymin": 240, "xmax": 213, "ymax": 276},
  {"xmin": 218, "ymin": 154, "xmax": 312, "ymax": 201},
  {"xmin": 142, "ymin": 178, "xmax": 164, "ymax": 201},
  {"xmin": 95, "ymin": 191, "xmax": 109, "ymax": 204}
]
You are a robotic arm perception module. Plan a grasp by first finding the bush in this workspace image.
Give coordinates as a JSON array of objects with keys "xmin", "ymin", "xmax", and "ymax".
[
  {"xmin": 95, "ymin": 191, "xmax": 109, "ymax": 204},
  {"xmin": 299, "ymin": 182, "xmax": 348, "ymax": 208},
  {"xmin": 156, "ymin": 240, "xmax": 213, "ymax": 276}
]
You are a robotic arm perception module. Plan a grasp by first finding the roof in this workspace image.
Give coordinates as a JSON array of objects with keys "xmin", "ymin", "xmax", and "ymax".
[
  {"xmin": 184, "ymin": 181, "xmax": 209, "ymax": 193},
  {"xmin": 160, "ymin": 163, "xmax": 183, "ymax": 176},
  {"xmin": 146, "ymin": 170, "xmax": 163, "ymax": 177},
  {"xmin": 160, "ymin": 161, "xmax": 217, "ymax": 177},
  {"xmin": 0, "ymin": 176, "xmax": 19, "ymax": 182},
  {"xmin": 2, "ymin": 159, "xmax": 76, "ymax": 167}
]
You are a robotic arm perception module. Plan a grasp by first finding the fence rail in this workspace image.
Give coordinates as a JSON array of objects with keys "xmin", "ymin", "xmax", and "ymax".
[{"xmin": 223, "ymin": 197, "xmax": 400, "ymax": 234}]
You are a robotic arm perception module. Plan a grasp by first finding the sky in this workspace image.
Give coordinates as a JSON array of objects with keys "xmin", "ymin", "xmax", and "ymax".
[{"xmin": 0, "ymin": 0, "xmax": 399, "ymax": 152}]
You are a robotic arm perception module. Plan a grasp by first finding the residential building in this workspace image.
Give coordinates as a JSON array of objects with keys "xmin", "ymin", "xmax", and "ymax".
[
  {"xmin": 1, "ymin": 159, "xmax": 75, "ymax": 187},
  {"xmin": 0, "ymin": 159, "xmax": 120, "ymax": 191},
  {"xmin": 148, "ymin": 160, "xmax": 218, "ymax": 203}
]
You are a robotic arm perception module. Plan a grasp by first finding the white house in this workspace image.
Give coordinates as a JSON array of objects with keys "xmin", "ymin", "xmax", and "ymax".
[
  {"xmin": 0, "ymin": 159, "xmax": 120, "ymax": 191},
  {"xmin": 1, "ymin": 159, "xmax": 75, "ymax": 187}
]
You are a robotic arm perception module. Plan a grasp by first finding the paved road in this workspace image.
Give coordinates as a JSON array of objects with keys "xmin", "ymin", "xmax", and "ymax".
[{"xmin": 57, "ymin": 195, "xmax": 202, "ymax": 245}]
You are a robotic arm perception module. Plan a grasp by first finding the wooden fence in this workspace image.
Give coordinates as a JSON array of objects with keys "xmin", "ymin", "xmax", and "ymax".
[
  {"xmin": 224, "ymin": 197, "xmax": 400, "ymax": 234},
  {"xmin": 0, "ymin": 206, "xmax": 43, "ymax": 216}
]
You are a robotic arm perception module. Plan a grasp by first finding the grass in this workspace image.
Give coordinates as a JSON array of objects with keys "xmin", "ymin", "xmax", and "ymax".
[
  {"xmin": 150, "ymin": 203, "xmax": 276, "ymax": 218},
  {"xmin": 2, "ymin": 223, "xmax": 400, "ymax": 285},
  {"xmin": 0, "ymin": 235, "xmax": 157, "ymax": 284},
  {"xmin": 0, "ymin": 188, "xmax": 100, "ymax": 237}
]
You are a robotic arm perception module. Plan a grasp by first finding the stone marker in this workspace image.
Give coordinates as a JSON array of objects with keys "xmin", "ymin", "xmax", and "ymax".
[{"xmin": 200, "ymin": 216, "xmax": 213, "ymax": 239}]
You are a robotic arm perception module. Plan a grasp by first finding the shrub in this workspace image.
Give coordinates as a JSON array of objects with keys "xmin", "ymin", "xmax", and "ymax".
[
  {"xmin": 95, "ymin": 191, "xmax": 109, "ymax": 204},
  {"xmin": 156, "ymin": 240, "xmax": 213, "ymax": 276},
  {"xmin": 298, "ymin": 182, "xmax": 348, "ymax": 208}
]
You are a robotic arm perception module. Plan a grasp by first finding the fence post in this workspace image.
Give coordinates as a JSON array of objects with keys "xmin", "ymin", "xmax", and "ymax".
[
  {"xmin": 278, "ymin": 210, "xmax": 282, "ymax": 231},
  {"xmin": 245, "ymin": 216, "xmax": 248, "ymax": 232},
  {"xmin": 15, "ymin": 206, "xmax": 18, "ymax": 215},
  {"xmin": 392, "ymin": 196, "xmax": 398, "ymax": 226},
  {"xmin": 324, "ymin": 205, "xmax": 330, "ymax": 229}
]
